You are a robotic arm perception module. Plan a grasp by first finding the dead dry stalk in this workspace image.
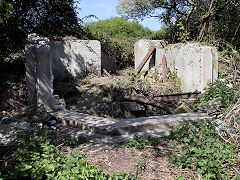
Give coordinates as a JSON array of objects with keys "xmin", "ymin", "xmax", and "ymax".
[{"xmin": 219, "ymin": 98, "xmax": 240, "ymax": 145}]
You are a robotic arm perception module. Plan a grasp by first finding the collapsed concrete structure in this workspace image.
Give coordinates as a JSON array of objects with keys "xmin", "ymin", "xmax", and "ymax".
[
  {"xmin": 26, "ymin": 34, "xmax": 218, "ymax": 111},
  {"xmin": 24, "ymin": 36, "xmax": 215, "ymax": 141},
  {"xmin": 25, "ymin": 34, "xmax": 114, "ymax": 111},
  {"xmin": 135, "ymin": 40, "xmax": 218, "ymax": 92}
]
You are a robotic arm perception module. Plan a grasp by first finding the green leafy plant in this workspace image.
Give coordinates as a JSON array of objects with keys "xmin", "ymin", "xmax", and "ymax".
[
  {"xmin": 1, "ymin": 129, "xmax": 135, "ymax": 179},
  {"xmin": 195, "ymin": 80, "xmax": 235, "ymax": 107},
  {"xmin": 136, "ymin": 160, "xmax": 145, "ymax": 171},
  {"xmin": 125, "ymin": 69, "xmax": 141, "ymax": 94},
  {"xmin": 218, "ymin": 69, "xmax": 228, "ymax": 78},
  {"xmin": 124, "ymin": 134, "xmax": 160, "ymax": 149},
  {"xmin": 63, "ymin": 135, "xmax": 87, "ymax": 148},
  {"xmin": 170, "ymin": 119, "xmax": 239, "ymax": 179}
]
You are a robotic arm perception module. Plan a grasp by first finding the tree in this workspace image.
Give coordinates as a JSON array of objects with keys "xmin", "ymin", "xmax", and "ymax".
[
  {"xmin": 0, "ymin": 0, "xmax": 82, "ymax": 61},
  {"xmin": 0, "ymin": 0, "xmax": 13, "ymax": 23},
  {"xmin": 117, "ymin": 0, "xmax": 240, "ymax": 46}
]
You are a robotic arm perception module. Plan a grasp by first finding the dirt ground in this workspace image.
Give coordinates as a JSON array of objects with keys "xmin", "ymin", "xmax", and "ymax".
[
  {"xmin": 74, "ymin": 143, "xmax": 177, "ymax": 179},
  {"xmin": 53, "ymin": 122, "xmax": 187, "ymax": 180}
]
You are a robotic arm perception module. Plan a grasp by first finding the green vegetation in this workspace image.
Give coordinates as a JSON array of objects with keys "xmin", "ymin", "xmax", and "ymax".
[
  {"xmin": 150, "ymin": 27, "xmax": 168, "ymax": 40},
  {"xmin": 0, "ymin": 0, "xmax": 13, "ymax": 23},
  {"xmin": 86, "ymin": 17, "xmax": 151, "ymax": 38},
  {"xmin": 117, "ymin": 0, "xmax": 240, "ymax": 46},
  {"xmin": 0, "ymin": 128, "xmax": 136, "ymax": 179},
  {"xmin": 195, "ymin": 80, "xmax": 235, "ymax": 107},
  {"xmin": 0, "ymin": 0, "xmax": 240, "ymax": 179},
  {"xmin": 63, "ymin": 135, "xmax": 87, "ymax": 148},
  {"xmin": 136, "ymin": 160, "xmax": 146, "ymax": 171},
  {"xmin": 124, "ymin": 134, "xmax": 160, "ymax": 149},
  {"xmin": 86, "ymin": 17, "xmax": 152, "ymax": 67},
  {"xmin": 0, "ymin": 0, "xmax": 81, "ymax": 61},
  {"xmin": 170, "ymin": 119, "xmax": 239, "ymax": 179}
]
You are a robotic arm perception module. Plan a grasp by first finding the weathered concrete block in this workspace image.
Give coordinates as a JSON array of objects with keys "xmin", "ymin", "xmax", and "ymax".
[
  {"xmin": 26, "ymin": 34, "xmax": 56, "ymax": 111},
  {"xmin": 156, "ymin": 43, "xmax": 218, "ymax": 92},
  {"xmin": 51, "ymin": 40, "xmax": 101, "ymax": 79},
  {"xmin": 25, "ymin": 42, "xmax": 37, "ymax": 105},
  {"xmin": 135, "ymin": 41, "xmax": 218, "ymax": 92},
  {"xmin": 134, "ymin": 39, "xmax": 167, "ymax": 72},
  {"xmin": 36, "ymin": 39, "xmax": 55, "ymax": 111}
]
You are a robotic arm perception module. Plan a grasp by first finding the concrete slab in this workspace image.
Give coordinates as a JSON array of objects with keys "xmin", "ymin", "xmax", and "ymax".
[
  {"xmin": 51, "ymin": 110, "xmax": 209, "ymax": 136},
  {"xmin": 87, "ymin": 129, "xmax": 170, "ymax": 144}
]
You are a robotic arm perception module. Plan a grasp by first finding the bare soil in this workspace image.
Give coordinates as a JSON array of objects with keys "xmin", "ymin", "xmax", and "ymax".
[{"xmin": 64, "ymin": 141, "xmax": 181, "ymax": 179}]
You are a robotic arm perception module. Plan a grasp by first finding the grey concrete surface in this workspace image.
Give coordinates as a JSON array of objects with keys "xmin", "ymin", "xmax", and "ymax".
[
  {"xmin": 25, "ymin": 34, "xmax": 104, "ymax": 110},
  {"xmin": 156, "ymin": 43, "xmax": 218, "ymax": 92},
  {"xmin": 25, "ymin": 34, "xmax": 56, "ymax": 111},
  {"xmin": 51, "ymin": 110, "xmax": 209, "ymax": 136},
  {"xmin": 51, "ymin": 40, "xmax": 101, "ymax": 79}
]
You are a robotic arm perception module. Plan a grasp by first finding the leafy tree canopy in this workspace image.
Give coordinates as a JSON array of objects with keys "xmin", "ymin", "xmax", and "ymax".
[
  {"xmin": 86, "ymin": 17, "xmax": 152, "ymax": 68},
  {"xmin": 87, "ymin": 17, "xmax": 152, "ymax": 38},
  {"xmin": 117, "ymin": 0, "xmax": 240, "ymax": 46}
]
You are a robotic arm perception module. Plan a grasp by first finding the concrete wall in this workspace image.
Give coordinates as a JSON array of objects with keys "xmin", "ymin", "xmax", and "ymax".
[
  {"xmin": 134, "ymin": 39, "xmax": 167, "ymax": 72},
  {"xmin": 25, "ymin": 34, "xmax": 103, "ymax": 111},
  {"xmin": 134, "ymin": 40, "xmax": 218, "ymax": 92},
  {"xmin": 51, "ymin": 40, "xmax": 101, "ymax": 79}
]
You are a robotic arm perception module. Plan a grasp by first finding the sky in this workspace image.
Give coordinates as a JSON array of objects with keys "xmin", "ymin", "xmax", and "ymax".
[{"xmin": 77, "ymin": 0, "xmax": 162, "ymax": 31}]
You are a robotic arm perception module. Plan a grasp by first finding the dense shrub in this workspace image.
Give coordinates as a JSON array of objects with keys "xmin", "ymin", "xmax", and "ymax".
[
  {"xmin": 87, "ymin": 17, "xmax": 151, "ymax": 38},
  {"xmin": 195, "ymin": 80, "xmax": 235, "ymax": 107},
  {"xmin": 151, "ymin": 27, "xmax": 168, "ymax": 40},
  {"xmin": 86, "ymin": 17, "xmax": 152, "ymax": 68}
]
